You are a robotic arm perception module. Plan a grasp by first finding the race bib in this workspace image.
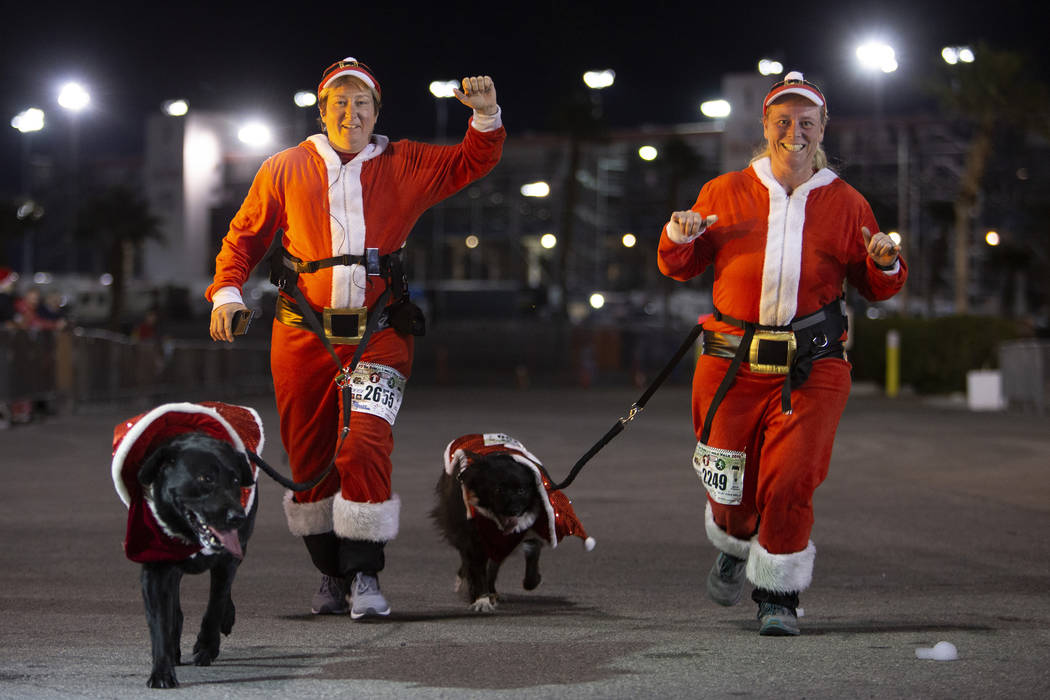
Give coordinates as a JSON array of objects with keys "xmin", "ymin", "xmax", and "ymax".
[
  {"xmin": 348, "ymin": 362, "xmax": 407, "ymax": 426},
  {"xmin": 692, "ymin": 441, "xmax": 746, "ymax": 505},
  {"xmin": 482, "ymin": 433, "xmax": 527, "ymax": 451}
]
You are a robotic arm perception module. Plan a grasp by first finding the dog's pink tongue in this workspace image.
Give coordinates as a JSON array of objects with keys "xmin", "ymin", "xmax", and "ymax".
[{"xmin": 209, "ymin": 527, "xmax": 244, "ymax": 559}]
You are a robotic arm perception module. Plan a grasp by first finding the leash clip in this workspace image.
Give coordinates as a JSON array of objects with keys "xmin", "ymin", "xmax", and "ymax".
[
  {"xmin": 620, "ymin": 403, "xmax": 643, "ymax": 426},
  {"xmin": 335, "ymin": 368, "xmax": 353, "ymax": 388}
]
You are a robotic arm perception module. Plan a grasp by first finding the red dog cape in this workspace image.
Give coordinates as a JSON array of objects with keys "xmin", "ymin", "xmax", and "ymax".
[
  {"xmin": 112, "ymin": 401, "xmax": 264, "ymax": 563},
  {"xmin": 443, "ymin": 433, "xmax": 595, "ymax": 563}
]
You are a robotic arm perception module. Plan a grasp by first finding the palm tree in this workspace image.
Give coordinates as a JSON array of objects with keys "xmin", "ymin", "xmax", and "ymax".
[
  {"xmin": 74, "ymin": 185, "xmax": 164, "ymax": 330},
  {"xmin": 929, "ymin": 42, "xmax": 1050, "ymax": 313}
]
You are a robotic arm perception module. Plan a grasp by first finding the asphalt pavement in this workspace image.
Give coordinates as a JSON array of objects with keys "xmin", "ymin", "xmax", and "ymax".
[{"xmin": 2, "ymin": 384, "xmax": 1048, "ymax": 699}]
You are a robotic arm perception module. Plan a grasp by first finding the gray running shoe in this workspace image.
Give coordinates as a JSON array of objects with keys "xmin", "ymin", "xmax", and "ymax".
[
  {"xmin": 757, "ymin": 602, "xmax": 800, "ymax": 636},
  {"xmin": 350, "ymin": 572, "xmax": 391, "ymax": 620},
  {"xmin": 311, "ymin": 575, "xmax": 349, "ymax": 615},
  {"xmin": 706, "ymin": 552, "xmax": 747, "ymax": 606}
]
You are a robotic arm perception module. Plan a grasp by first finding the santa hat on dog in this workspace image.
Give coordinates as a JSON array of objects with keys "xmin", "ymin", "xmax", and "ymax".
[
  {"xmin": 444, "ymin": 433, "xmax": 596, "ymax": 556},
  {"xmin": 112, "ymin": 401, "xmax": 264, "ymax": 563}
]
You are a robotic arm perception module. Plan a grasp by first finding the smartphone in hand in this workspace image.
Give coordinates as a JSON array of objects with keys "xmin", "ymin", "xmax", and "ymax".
[{"xmin": 231, "ymin": 309, "xmax": 255, "ymax": 336}]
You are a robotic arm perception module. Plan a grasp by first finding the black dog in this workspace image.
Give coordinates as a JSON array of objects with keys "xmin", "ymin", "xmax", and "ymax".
[
  {"xmin": 135, "ymin": 432, "xmax": 256, "ymax": 689},
  {"xmin": 432, "ymin": 434, "xmax": 595, "ymax": 612},
  {"xmin": 432, "ymin": 451, "xmax": 545, "ymax": 612}
]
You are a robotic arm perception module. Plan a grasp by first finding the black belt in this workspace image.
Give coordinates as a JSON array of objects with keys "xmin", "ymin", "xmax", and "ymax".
[
  {"xmin": 275, "ymin": 293, "xmax": 389, "ymax": 344},
  {"xmin": 698, "ymin": 299, "xmax": 848, "ymax": 442},
  {"xmin": 702, "ymin": 330, "xmax": 844, "ymax": 369}
]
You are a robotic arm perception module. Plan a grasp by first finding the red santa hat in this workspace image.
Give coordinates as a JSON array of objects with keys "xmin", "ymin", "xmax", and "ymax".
[
  {"xmin": 763, "ymin": 71, "xmax": 827, "ymax": 114},
  {"xmin": 0, "ymin": 267, "xmax": 17, "ymax": 289},
  {"xmin": 444, "ymin": 433, "xmax": 596, "ymax": 552},
  {"xmin": 112, "ymin": 401, "xmax": 264, "ymax": 563},
  {"xmin": 318, "ymin": 57, "xmax": 381, "ymax": 98}
]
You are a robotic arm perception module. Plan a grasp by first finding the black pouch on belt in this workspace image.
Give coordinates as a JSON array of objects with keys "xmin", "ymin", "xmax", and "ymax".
[
  {"xmin": 788, "ymin": 306, "xmax": 847, "ymax": 387},
  {"xmin": 387, "ymin": 298, "xmax": 426, "ymax": 336}
]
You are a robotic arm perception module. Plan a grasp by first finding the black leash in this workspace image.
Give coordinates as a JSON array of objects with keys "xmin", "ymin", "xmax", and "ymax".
[
  {"xmin": 548, "ymin": 323, "xmax": 703, "ymax": 491},
  {"xmin": 246, "ymin": 450, "xmax": 332, "ymax": 492},
  {"xmin": 264, "ymin": 242, "xmax": 397, "ymax": 492}
]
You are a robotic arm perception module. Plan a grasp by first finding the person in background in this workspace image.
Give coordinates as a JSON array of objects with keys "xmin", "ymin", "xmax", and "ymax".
[
  {"xmin": 207, "ymin": 56, "xmax": 504, "ymax": 618},
  {"xmin": 0, "ymin": 268, "xmax": 18, "ymax": 328},
  {"xmin": 657, "ymin": 71, "xmax": 906, "ymax": 635}
]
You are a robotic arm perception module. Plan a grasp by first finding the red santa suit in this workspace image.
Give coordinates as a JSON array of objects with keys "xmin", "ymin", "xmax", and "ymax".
[
  {"xmin": 444, "ymin": 433, "xmax": 595, "ymax": 563},
  {"xmin": 206, "ymin": 115, "xmax": 504, "ymax": 556},
  {"xmin": 111, "ymin": 402, "xmax": 263, "ymax": 564},
  {"xmin": 657, "ymin": 156, "xmax": 906, "ymax": 595}
]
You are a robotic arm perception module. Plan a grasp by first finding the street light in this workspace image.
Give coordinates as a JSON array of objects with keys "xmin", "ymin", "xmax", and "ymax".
[
  {"xmin": 856, "ymin": 41, "xmax": 898, "ymax": 73},
  {"xmin": 293, "ymin": 91, "xmax": 317, "ymax": 107},
  {"xmin": 237, "ymin": 120, "xmax": 272, "ymax": 148},
  {"xmin": 638, "ymin": 145, "xmax": 658, "ymax": 161},
  {"xmin": 582, "ymin": 70, "xmax": 615, "ymax": 90},
  {"xmin": 521, "ymin": 181, "xmax": 551, "ymax": 198},
  {"xmin": 11, "ymin": 107, "xmax": 46, "ymax": 274},
  {"xmin": 942, "ymin": 46, "xmax": 975, "ymax": 65},
  {"xmin": 758, "ymin": 59, "xmax": 783, "ymax": 76},
  {"xmin": 429, "ymin": 80, "xmax": 459, "ymax": 99},
  {"xmin": 428, "ymin": 79, "xmax": 459, "ymax": 140},
  {"xmin": 11, "ymin": 108, "xmax": 45, "ymax": 133},
  {"xmin": 700, "ymin": 99, "xmax": 731, "ymax": 119},
  {"xmin": 162, "ymin": 99, "xmax": 189, "ymax": 117},
  {"xmin": 58, "ymin": 82, "xmax": 90, "ymax": 111},
  {"xmin": 58, "ymin": 81, "xmax": 90, "ymax": 273}
]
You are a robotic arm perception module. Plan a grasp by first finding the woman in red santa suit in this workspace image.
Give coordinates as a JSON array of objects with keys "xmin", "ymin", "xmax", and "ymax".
[
  {"xmin": 657, "ymin": 72, "xmax": 905, "ymax": 636},
  {"xmin": 207, "ymin": 57, "xmax": 504, "ymax": 618}
]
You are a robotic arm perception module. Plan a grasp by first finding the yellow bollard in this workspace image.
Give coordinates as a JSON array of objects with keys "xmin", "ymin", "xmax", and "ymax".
[{"xmin": 885, "ymin": 329, "xmax": 900, "ymax": 398}]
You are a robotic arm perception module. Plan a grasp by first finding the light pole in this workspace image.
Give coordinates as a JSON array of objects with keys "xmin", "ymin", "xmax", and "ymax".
[
  {"xmin": 427, "ymin": 80, "xmax": 459, "ymax": 283},
  {"xmin": 428, "ymin": 80, "xmax": 458, "ymax": 140},
  {"xmin": 58, "ymin": 81, "xmax": 90, "ymax": 273},
  {"xmin": 11, "ymin": 108, "xmax": 45, "ymax": 274},
  {"xmin": 293, "ymin": 90, "xmax": 316, "ymax": 139},
  {"xmin": 855, "ymin": 40, "xmax": 897, "ymax": 114}
]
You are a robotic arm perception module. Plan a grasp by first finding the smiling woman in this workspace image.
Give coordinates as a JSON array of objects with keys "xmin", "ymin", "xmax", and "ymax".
[
  {"xmin": 655, "ymin": 69, "xmax": 907, "ymax": 638},
  {"xmin": 204, "ymin": 53, "xmax": 505, "ymax": 622}
]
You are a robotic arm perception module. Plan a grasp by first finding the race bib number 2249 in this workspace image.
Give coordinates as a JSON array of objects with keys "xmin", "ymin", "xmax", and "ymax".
[{"xmin": 692, "ymin": 441, "xmax": 746, "ymax": 505}]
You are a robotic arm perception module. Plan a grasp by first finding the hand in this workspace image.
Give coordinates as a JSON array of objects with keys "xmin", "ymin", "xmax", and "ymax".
[
  {"xmin": 454, "ymin": 76, "xmax": 498, "ymax": 115},
  {"xmin": 862, "ymin": 226, "xmax": 900, "ymax": 269},
  {"xmin": 210, "ymin": 302, "xmax": 248, "ymax": 343},
  {"xmin": 666, "ymin": 211, "xmax": 717, "ymax": 245}
]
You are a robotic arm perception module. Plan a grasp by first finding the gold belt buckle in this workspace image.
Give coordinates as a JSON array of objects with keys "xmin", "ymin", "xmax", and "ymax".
[
  {"xmin": 749, "ymin": 330, "xmax": 796, "ymax": 374},
  {"xmin": 323, "ymin": 306, "xmax": 368, "ymax": 344}
]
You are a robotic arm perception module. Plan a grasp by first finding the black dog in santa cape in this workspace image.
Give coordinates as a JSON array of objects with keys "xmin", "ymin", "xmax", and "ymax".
[
  {"xmin": 112, "ymin": 401, "xmax": 263, "ymax": 689},
  {"xmin": 431, "ymin": 434, "xmax": 595, "ymax": 612}
]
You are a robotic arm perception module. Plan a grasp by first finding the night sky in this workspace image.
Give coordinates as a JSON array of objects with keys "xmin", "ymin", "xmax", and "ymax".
[{"xmin": 0, "ymin": 0, "xmax": 1043, "ymax": 191}]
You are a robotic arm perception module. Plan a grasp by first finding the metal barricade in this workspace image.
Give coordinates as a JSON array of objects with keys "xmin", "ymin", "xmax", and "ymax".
[{"xmin": 1, "ymin": 328, "xmax": 273, "ymax": 418}]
